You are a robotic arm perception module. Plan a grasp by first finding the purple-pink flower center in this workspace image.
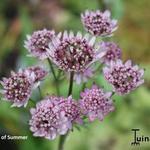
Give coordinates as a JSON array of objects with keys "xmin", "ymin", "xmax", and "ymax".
[
  {"xmin": 83, "ymin": 12, "xmax": 112, "ymax": 35},
  {"xmin": 109, "ymin": 66, "xmax": 140, "ymax": 90},
  {"xmin": 54, "ymin": 38, "xmax": 94, "ymax": 71}
]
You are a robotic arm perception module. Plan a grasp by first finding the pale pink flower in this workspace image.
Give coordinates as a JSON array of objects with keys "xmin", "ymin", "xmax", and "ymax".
[
  {"xmin": 100, "ymin": 41, "xmax": 121, "ymax": 64},
  {"xmin": 48, "ymin": 31, "xmax": 105, "ymax": 83},
  {"xmin": 81, "ymin": 10, "xmax": 118, "ymax": 36},
  {"xmin": 79, "ymin": 85, "xmax": 114, "ymax": 122},
  {"xmin": 46, "ymin": 95, "xmax": 82, "ymax": 126},
  {"xmin": 25, "ymin": 66, "xmax": 48, "ymax": 82},
  {"xmin": 103, "ymin": 60, "xmax": 144, "ymax": 95},
  {"xmin": 29, "ymin": 98, "xmax": 70, "ymax": 140},
  {"xmin": 0, "ymin": 70, "xmax": 35, "ymax": 107},
  {"xmin": 24, "ymin": 29, "xmax": 55, "ymax": 60}
]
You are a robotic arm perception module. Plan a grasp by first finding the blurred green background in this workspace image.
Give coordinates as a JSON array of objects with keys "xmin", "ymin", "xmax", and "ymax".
[{"xmin": 0, "ymin": 0, "xmax": 150, "ymax": 150}]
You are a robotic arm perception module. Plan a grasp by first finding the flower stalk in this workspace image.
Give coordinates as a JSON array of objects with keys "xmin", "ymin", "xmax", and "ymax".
[
  {"xmin": 38, "ymin": 86, "xmax": 42, "ymax": 99},
  {"xmin": 58, "ymin": 71, "xmax": 74, "ymax": 150},
  {"xmin": 47, "ymin": 58, "xmax": 60, "ymax": 95}
]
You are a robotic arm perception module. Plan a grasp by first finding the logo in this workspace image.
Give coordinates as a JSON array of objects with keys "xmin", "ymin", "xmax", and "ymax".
[{"xmin": 131, "ymin": 129, "xmax": 150, "ymax": 146}]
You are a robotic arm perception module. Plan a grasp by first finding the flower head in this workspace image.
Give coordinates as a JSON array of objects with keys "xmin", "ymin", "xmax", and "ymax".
[
  {"xmin": 81, "ymin": 10, "xmax": 117, "ymax": 36},
  {"xmin": 100, "ymin": 42, "xmax": 121, "ymax": 64},
  {"xmin": 29, "ymin": 98, "xmax": 69, "ymax": 140},
  {"xmin": 103, "ymin": 60, "xmax": 144, "ymax": 95},
  {"xmin": 25, "ymin": 66, "xmax": 48, "ymax": 82},
  {"xmin": 58, "ymin": 96, "xmax": 82, "ymax": 125},
  {"xmin": 48, "ymin": 31, "xmax": 104, "ymax": 72},
  {"xmin": 24, "ymin": 29, "xmax": 55, "ymax": 60},
  {"xmin": 46, "ymin": 96, "xmax": 82, "ymax": 125},
  {"xmin": 0, "ymin": 70, "xmax": 34, "ymax": 107},
  {"xmin": 79, "ymin": 85, "xmax": 114, "ymax": 122}
]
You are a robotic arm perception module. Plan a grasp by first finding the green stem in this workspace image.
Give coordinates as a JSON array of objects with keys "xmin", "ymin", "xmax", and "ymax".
[
  {"xmin": 67, "ymin": 72, "xmax": 74, "ymax": 96},
  {"xmin": 96, "ymin": 63, "xmax": 103, "ymax": 73},
  {"xmin": 82, "ymin": 82, "xmax": 86, "ymax": 91},
  {"xmin": 47, "ymin": 58, "xmax": 57, "ymax": 80},
  {"xmin": 47, "ymin": 58, "xmax": 60, "ymax": 95},
  {"xmin": 58, "ymin": 133, "xmax": 69, "ymax": 150},
  {"xmin": 58, "ymin": 71, "xmax": 74, "ymax": 150},
  {"xmin": 38, "ymin": 86, "xmax": 42, "ymax": 99},
  {"xmin": 57, "ymin": 70, "xmax": 62, "ymax": 79}
]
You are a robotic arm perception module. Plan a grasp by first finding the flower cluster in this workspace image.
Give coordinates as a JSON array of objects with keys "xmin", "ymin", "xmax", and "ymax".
[
  {"xmin": 79, "ymin": 85, "xmax": 114, "ymax": 121},
  {"xmin": 57, "ymin": 96, "xmax": 82, "ymax": 124},
  {"xmin": 81, "ymin": 10, "xmax": 117, "ymax": 36},
  {"xmin": 24, "ymin": 29, "xmax": 55, "ymax": 60},
  {"xmin": 44, "ymin": 95, "xmax": 82, "ymax": 124},
  {"xmin": 0, "ymin": 9, "xmax": 144, "ymax": 143},
  {"xmin": 100, "ymin": 42, "xmax": 122, "ymax": 64},
  {"xmin": 103, "ymin": 60, "xmax": 144, "ymax": 95},
  {"xmin": 48, "ymin": 31, "xmax": 105, "ymax": 84},
  {"xmin": 25, "ymin": 66, "xmax": 48, "ymax": 83},
  {"xmin": 0, "ymin": 70, "xmax": 35, "ymax": 107},
  {"xmin": 48, "ymin": 31, "xmax": 102, "ymax": 72},
  {"xmin": 29, "ymin": 85, "xmax": 114, "ymax": 139},
  {"xmin": 29, "ymin": 98, "xmax": 69, "ymax": 140}
]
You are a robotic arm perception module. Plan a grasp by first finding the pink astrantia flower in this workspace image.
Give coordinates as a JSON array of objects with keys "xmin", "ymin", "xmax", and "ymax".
[
  {"xmin": 25, "ymin": 66, "xmax": 48, "ymax": 82},
  {"xmin": 79, "ymin": 85, "xmax": 114, "ymax": 122},
  {"xmin": 24, "ymin": 29, "xmax": 55, "ymax": 60},
  {"xmin": 48, "ymin": 31, "xmax": 105, "ymax": 82},
  {"xmin": 81, "ymin": 10, "xmax": 118, "ymax": 36},
  {"xmin": 29, "ymin": 98, "xmax": 70, "ymax": 140},
  {"xmin": 46, "ymin": 95, "xmax": 82, "ymax": 126},
  {"xmin": 0, "ymin": 70, "xmax": 35, "ymax": 107},
  {"xmin": 58, "ymin": 96, "xmax": 82, "ymax": 125},
  {"xmin": 103, "ymin": 60, "xmax": 144, "ymax": 95},
  {"xmin": 100, "ymin": 42, "xmax": 121, "ymax": 64}
]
